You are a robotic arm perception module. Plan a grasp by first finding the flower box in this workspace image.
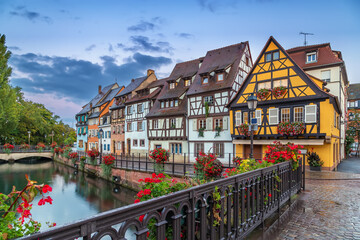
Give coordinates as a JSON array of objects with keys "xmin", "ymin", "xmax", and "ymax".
[
  {"xmin": 277, "ymin": 122, "xmax": 305, "ymax": 136},
  {"xmin": 257, "ymin": 88, "xmax": 271, "ymax": 101},
  {"xmin": 272, "ymin": 86, "xmax": 287, "ymax": 99},
  {"xmin": 238, "ymin": 123, "xmax": 249, "ymax": 136}
]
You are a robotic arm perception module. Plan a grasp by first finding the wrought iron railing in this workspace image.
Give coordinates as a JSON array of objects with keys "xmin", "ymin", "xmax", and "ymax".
[
  {"xmin": 19, "ymin": 160, "xmax": 303, "ymax": 240},
  {"xmin": 0, "ymin": 145, "xmax": 52, "ymax": 153}
]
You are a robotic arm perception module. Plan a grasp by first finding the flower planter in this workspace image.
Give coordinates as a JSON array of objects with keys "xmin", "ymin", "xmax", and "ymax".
[
  {"xmin": 257, "ymin": 89, "xmax": 271, "ymax": 101},
  {"xmin": 272, "ymin": 87, "xmax": 287, "ymax": 99},
  {"xmin": 309, "ymin": 166, "xmax": 321, "ymax": 171}
]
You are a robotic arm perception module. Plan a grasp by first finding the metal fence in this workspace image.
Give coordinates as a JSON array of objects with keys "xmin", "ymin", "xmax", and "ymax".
[
  {"xmin": 0, "ymin": 145, "xmax": 52, "ymax": 153},
  {"xmin": 20, "ymin": 159, "xmax": 303, "ymax": 240}
]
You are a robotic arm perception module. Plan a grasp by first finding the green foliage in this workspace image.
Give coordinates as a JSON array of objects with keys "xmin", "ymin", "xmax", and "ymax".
[
  {"xmin": 307, "ymin": 149, "xmax": 324, "ymax": 167},
  {"xmin": 198, "ymin": 127, "xmax": 205, "ymax": 137},
  {"xmin": 204, "ymin": 101, "xmax": 209, "ymax": 117},
  {"xmin": 345, "ymin": 130, "xmax": 355, "ymax": 155}
]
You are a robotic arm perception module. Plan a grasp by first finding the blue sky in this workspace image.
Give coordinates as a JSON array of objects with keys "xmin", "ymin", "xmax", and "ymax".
[{"xmin": 0, "ymin": 0, "xmax": 359, "ymax": 126}]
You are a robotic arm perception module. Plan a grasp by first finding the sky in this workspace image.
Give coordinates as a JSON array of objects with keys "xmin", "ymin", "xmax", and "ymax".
[{"xmin": 1, "ymin": 0, "xmax": 359, "ymax": 127}]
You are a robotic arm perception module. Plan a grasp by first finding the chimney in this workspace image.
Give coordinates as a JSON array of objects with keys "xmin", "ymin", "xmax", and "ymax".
[
  {"xmin": 147, "ymin": 69, "xmax": 154, "ymax": 76},
  {"xmin": 98, "ymin": 85, "xmax": 102, "ymax": 94}
]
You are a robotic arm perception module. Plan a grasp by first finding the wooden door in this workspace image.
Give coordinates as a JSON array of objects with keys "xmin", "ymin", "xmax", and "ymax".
[
  {"xmin": 122, "ymin": 141, "xmax": 125, "ymax": 154},
  {"xmin": 243, "ymin": 145, "xmax": 262, "ymax": 159},
  {"xmin": 127, "ymin": 139, "xmax": 131, "ymax": 155}
]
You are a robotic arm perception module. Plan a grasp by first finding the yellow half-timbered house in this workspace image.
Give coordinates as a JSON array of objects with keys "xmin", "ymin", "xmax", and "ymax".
[{"xmin": 229, "ymin": 36, "xmax": 341, "ymax": 170}]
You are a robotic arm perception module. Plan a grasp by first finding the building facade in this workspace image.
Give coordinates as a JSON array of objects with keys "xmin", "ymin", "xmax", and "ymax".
[
  {"xmin": 75, "ymin": 113, "xmax": 88, "ymax": 151},
  {"xmin": 186, "ymin": 42, "xmax": 252, "ymax": 162},
  {"xmin": 229, "ymin": 36, "xmax": 341, "ymax": 170}
]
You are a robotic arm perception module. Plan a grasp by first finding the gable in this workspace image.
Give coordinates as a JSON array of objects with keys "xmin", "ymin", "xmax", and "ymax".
[{"xmin": 231, "ymin": 37, "xmax": 328, "ymax": 107}]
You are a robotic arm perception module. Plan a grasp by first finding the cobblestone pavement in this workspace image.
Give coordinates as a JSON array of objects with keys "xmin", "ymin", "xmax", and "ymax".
[{"xmin": 272, "ymin": 174, "xmax": 360, "ymax": 240}]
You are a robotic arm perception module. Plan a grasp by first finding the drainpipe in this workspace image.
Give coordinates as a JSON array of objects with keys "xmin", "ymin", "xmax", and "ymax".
[{"xmin": 187, "ymin": 113, "xmax": 190, "ymax": 163}]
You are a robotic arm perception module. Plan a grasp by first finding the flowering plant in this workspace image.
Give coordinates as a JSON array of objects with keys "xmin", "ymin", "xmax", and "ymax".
[
  {"xmin": 53, "ymin": 147, "xmax": 61, "ymax": 155},
  {"xmin": 277, "ymin": 122, "xmax": 305, "ymax": 136},
  {"xmin": 3, "ymin": 143, "xmax": 14, "ymax": 155},
  {"xmin": 35, "ymin": 142, "xmax": 45, "ymax": 153},
  {"xmin": 149, "ymin": 148, "xmax": 169, "ymax": 173},
  {"xmin": 50, "ymin": 142, "xmax": 57, "ymax": 149},
  {"xmin": 68, "ymin": 152, "xmax": 78, "ymax": 164},
  {"xmin": 20, "ymin": 143, "xmax": 30, "ymax": 151},
  {"xmin": 263, "ymin": 141, "xmax": 303, "ymax": 170},
  {"xmin": 238, "ymin": 123, "xmax": 249, "ymax": 136},
  {"xmin": 62, "ymin": 146, "xmax": 72, "ymax": 158},
  {"xmin": 307, "ymin": 148, "xmax": 324, "ymax": 167},
  {"xmin": 257, "ymin": 88, "xmax": 271, "ymax": 100},
  {"xmin": 103, "ymin": 155, "xmax": 115, "ymax": 165},
  {"xmin": 135, "ymin": 173, "xmax": 191, "ymax": 239},
  {"xmin": 101, "ymin": 155, "xmax": 115, "ymax": 179},
  {"xmin": 0, "ymin": 175, "xmax": 54, "ymax": 240},
  {"xmin": 194, "ymin": 152, "xmax": 223, "ymax": 181},
  {"xmin": 233, "ymin": 156, "xmax": 243, "ymax": 165},
  {"xmin": 80, "ymin": 156, "xmax": 86, "ymax": 170},
  {"xmin": 87, "ymin": 148, "xmax": 99, "ymax": 165},
  {"xmin": 272, "ymin": 86, "xmax": 287, "ymax": 98},
  {"xmin": 223, "ymin": 158, "xmax": 273, "ymax": 178}
]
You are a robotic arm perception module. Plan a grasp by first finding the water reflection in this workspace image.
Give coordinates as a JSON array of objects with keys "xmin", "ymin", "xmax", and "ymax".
[{"xmin": 0, "ymin": 159, "xmax": 136, "ymax": 230}]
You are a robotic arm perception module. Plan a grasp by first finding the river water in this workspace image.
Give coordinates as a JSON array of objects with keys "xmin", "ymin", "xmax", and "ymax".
[{"xmin": 0, "ymin": 158, "xmax": 137, "ymax": 233}]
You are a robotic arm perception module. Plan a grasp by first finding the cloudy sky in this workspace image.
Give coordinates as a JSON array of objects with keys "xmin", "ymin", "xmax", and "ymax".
[{"xmin": 1, "ymin": 0, "xmax": 359, "ymax": 126}]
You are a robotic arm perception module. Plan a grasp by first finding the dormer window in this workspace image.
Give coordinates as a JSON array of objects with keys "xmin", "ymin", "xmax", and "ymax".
[
  {"xmin": 265, "ymin": 53, "xmax": 272, "ymax": 62},
  {"xmin": 217, "ymin": 73, "xmax": 224, "ymax": 82},
  {"xmin": 161, "ymin": 102, "xmax": 164, "ymax": 108},
  {"xmin": 169, "ymin": 82, "xmax": 176, "ymax": 89},
  {"xmin": 306, "ymin": 52, "xmax": 317, "ymax": 63},
  {"xmin": 184, "ymin": 79, "xmax": 191, "ymax": 86},
  {"xmin": 170, "ymin": 100, "xmax": 174, "ymax": 107},
  {"xmin": 202, "ymin": 76, "xmax": 209, "ymax": 84},
  {"xmin": 175, "ymin": 99, "xmax": 179, "ymax": 106},
  {"xmin": 273, "ymin": 51, "xmax": 279, "ymax": 60}
]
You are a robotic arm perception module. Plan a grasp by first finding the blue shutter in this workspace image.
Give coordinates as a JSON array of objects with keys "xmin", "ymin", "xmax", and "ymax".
[
  {"xmin": 86, "ymin": 127, "xmax": 88, "ymax": 134},
  {"xmin": 109, "ymin": 131, "xmax": 111, "ymax": 138},
  {"xmin": 179, "ymin": 144, "xmax": 182, "ymax": 154},
  {"xmin": 107, "ymin": 144, "xmax": 110, "ymax": 151}
]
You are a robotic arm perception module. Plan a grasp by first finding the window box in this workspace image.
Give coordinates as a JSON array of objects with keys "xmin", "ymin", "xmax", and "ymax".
[
  {"xmin": 277, "ymin": 122, "xmax": 305, "ymax": 136},
  {"xmin": 257, "ymin": 88, "xmax": 271, "ymax": 100},
  {"xmin": 238, "ymin": 123, "xmax": 249, "ymax": 136},
  {"xmin": 272, "ymin": 86, "xmax": 287, "ymax": 99}
]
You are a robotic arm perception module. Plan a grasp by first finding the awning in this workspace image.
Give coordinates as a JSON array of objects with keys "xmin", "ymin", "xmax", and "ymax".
[{"xmin": 232, "ymin": 139, "xmax": 325, "ymax": 146}]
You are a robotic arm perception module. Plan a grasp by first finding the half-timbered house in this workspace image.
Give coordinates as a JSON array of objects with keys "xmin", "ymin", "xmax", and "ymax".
[
  {"xmin": 229, "ymin": 36, "xmax": 341, "ymax": 170},
  {"xmin": 186, "ymin": 42, "xmax": 252, "ymax": 162},
  {"xmin": 124, "ymin": 70, "xmax": 159, "ymax": 155},
  {"xmin": 146, "ymin": 58, "xmax": 202, "ymax": 161},
  {"xmin": 109, "ymin": 75, "xmax": 150, "ymax": 155}
]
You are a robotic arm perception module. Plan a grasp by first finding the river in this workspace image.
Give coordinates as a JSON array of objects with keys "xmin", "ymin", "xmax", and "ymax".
[{"xmin": 0, "ymin": 158, "xmax": 137, "ymax": 233}]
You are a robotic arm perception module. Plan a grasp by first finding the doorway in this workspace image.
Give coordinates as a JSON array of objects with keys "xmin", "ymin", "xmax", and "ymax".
[
  {"xmin": 243, "ymin": 144, "xmax": 262, "ymax": 159},
  {"xmin": 127, "ymin": 139, "xmax": 131, "ymax": 155},
  {"xmin": 122, "ymin": 141, "xmax": 125, "ymax": 154}
]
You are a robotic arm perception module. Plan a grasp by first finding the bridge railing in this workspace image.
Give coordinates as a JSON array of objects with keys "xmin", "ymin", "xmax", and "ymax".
[
  {"xmin": 19, "ymin": 159, "xmax": 303, "ymax": 240},
  {"xmin": 0, "ymin": 145, "xmax": 52, "ymax": 153}
]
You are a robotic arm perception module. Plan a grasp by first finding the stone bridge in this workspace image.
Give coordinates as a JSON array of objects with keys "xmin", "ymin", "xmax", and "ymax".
[{"xmin": 0, "ymin": 152, "xmax": 53, "ymax": 162}]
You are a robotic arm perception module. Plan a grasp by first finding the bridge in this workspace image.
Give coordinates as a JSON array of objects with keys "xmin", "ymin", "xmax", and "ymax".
[{"xmin": 0, "ymin": 145, "xmax": 53, "ymax": 162}]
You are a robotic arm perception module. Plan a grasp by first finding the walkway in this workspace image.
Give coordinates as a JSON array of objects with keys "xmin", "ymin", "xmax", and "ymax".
[{"xmin": 268, "ymin": 161, "xmax": 360, "ymax": 240}]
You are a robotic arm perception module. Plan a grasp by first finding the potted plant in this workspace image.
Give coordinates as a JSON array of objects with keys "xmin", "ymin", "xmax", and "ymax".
[
  {"xmin": 149, "ymin": 148, "xmax": 169, "ymax": 173},
  {"xmin": 198, "ymin": 127, "xmax": 205, "ymax": 137},
  {"xmin": 69, "ymin": 152, "xmax": 79, "ymax": 166},
  {"xmin": 35, "ymin": 142, "xmax": 45, "ymax": 153},
  {"xmin": 87, "ymin": 148, "xmax": 99, "ymax": 165},
  {"xmin": 272, "ymin": 86, "xmax": 287, "ymax": 99},
  {"xmin": 238, "ymin": 123, "xmax": 250, "ymax": 136},
  {"xmin": 3, "ymin": 143, "xmax": 14, "ymax": 155},
  {"xmin": 101, "ymin": 155, "xmax": 115, "ymax": 179},
  {"xmin": 277, "ymin": 122, "xmax": 305, "ymax": 136},
  {"xmin": 80, "ymin": 156, "xmax": 86, "ymax": 170},
  {"xmin": 307, "ymin": 149, "xmax": 324, "ymax": 171},
  {"xmin": 215, "ymin": 126, "xmax": 222, "ymax": 137},
  {"xmin": 20, "ymin": 143, "xmax": 30, "ymax": 152},
  {"xmin": 256, "ymin": 88, "xmax": 271, "ymax": 100}
]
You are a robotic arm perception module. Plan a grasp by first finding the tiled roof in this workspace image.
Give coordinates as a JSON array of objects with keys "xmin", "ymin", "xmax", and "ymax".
[
  {"xmin": 287, "ymin": 43, "xmax": 343, "ymax": 69},
  {"xmin": 94, "ymin": 87, "xmax": 122, "ymax": 107},
  {"xmin": 76, "ymin": 83, "xmax": 117, "ymax": 116},
  {"xmin": 348, "ymin": 84, "xmax": 360, "ymax": 100},
  {"xmin": 115, "ymin": 76, "xmax": 147, "ymax": 97},
  {"xmin": 187, "ymin": 42, "xmax": 247, "ymax": 96},
  {"xmin": 167, "ymin": 58, "xmax": 204, "ymax": 81},
  {"xmin": 126, "ymin": 87, "xmax": 162, "ymax": 104}
]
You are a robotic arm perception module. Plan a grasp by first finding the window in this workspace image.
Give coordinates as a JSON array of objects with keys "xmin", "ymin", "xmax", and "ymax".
[
  {"xmin": 213, "ymin": 143, "xmax": 224, "ymax": 158},
  {"xmin": 161, "ymin": 102, "xmax": 165, "ymax": 108},
  {"xmin": 243, "ymin": 112, "xmax": 248, "ymax": 124},
  {"xmin": 214, "ymin": 118, "xmax": 223, "ymax": 129},
  {"xmin": 255, "ymin": 109, "xmax": 262, "ymax": 125},
  {"xmin": 321, "ymin": 70, "xmax": 331, "ymax": 82},
  {"xmin": 198, "ymin": 119, "xmax": 206, "ymax": 129},
  {"xmin": 273, "ymin": 51, "xmax": 279, "ymax": 60},
  {"xmin": 202, "ymin": 76, "xmax": 209, "ymax": 84},
  {"xmin": 137, "ymin": 104, "xmax": 143, "ymax": 113},
  {"xmin": 175, "ymin": 99, "xmax": 179, "ymax": 106},
  {"xmin": 217, "ymin": 73, "xmax": 224, "ymax": 81},
  {"xmin": 281, "ymin": 108, "xmax": 290, "ymax": 122},
  {"xmin": 153, "ymin": 120, "xmax": 159, "ymax": 129},
  {"xmin": 184, "ymin": 79, "xmax": 191, "ymax": 86},
  {"xmin": 140, "ymin": 139, "xmax": 145, "ymax": 147},
  {"xmin": 137, "ymin": 121, "xmax": 143, "ymax": 131},
  {"xmin": 169, "ymin": 82, "xmax": 176, "ymax": 89},
  {"xmin": 204, "ymin": 96, "xmax": 214, "ymax": 105},
  {"xmin": 107, "ymin": 144, "xmax": 110, "ymax": 151},
  {"xmin": 79, "ymin": 140, "xmax": 83, "ymax": 148},
  {"xmin": 104, "ymin": 144, "xmax": 106, "ymax": 151},
  {"xmin": 170, "ymin": 143, "xmax": 182, "ymax": 154},
  {"xmin": 170, "ymin": 100, "xmax": 174, "ymax": 107},
  {"xmin": 306, "ymin": 52, "xmax": 317, "ymax": 63},
  {"xmin": 265, "ymin": 53, "xmax": 272, "ymax": 62},
  {"xmin": 258, "ymin": 81, "xmax": 271, "ymax": 89},
  {"xmin": 170, "ymin": 118, "xmax": 176, "ymax": 128},
  {"xmin": 155, "ymin": 145, "xmax": 162, "ymax": 149},
  {"xmin": 195, "ymin": 143, "xmax": 204, "ymax": 156},
  {"xmin": 294, "ymin": 107, "xmax": 304, "ymax": 122},
  {"xmin": 235, "ymin": 111, "xmax": 242, "ymax": 126},
  {"xmin": 133, "ymin": 139, "xmax": 138, "ymax": 147},
  {"xmin": 246, "ymin": 57, "xmax": 249, "ymax": 66},
  {"xmin": 273, "ymin": 79, "xmax": 288, "ymax": 87},
  {"xmin": 166, "ymin": 101, "xmax": 169, "ymax": 108},
  {"xmin": 127, "ymin": 106, "xmax": 132, "ymax": 115},
  {"xmin": 127, "ymin": 122, "xmax": 132, "ymax": 132},
  {"xmin": 305, "ymin": 105, "xmax": 317, "ymax": 123},
  {"xmin": 269, "ymin": 108, "xmax": 279, "ymax": 125}
]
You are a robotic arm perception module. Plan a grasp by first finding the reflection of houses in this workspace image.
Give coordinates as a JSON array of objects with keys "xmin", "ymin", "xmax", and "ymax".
[
  {"xmin": 147, "ymin": 59, "xmax": 202, "ymax": 161},
  {"xmin": 229, "ymin": 36, "xmax": 341, "ymax": 170},
  {"xmin": 110, "ymin": 75, "xmax": 150, "ymax": 155},
  {"xmin": 124, "ymin": 70, "xmax": 159, "ymax": 155},
  {"xmin": 186, "ymin": 42, "xmax": 252, "ymax": 161},
  {"xmin": 88, "ymin": 84, "xmax": 124, "ymax": 150},
  {"xmin": 287, "ymin": 43, "xmax": 348, "ymax": 160}
]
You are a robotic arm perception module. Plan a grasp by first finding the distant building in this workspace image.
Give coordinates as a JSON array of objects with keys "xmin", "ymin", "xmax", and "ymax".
[{"xmin": 347, "ymin": 84, "xmax": 360, "ymax": 155}]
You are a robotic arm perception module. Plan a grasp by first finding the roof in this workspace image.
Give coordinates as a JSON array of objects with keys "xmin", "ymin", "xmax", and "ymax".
[
  {"xmin": 167, "ymin": 58, "xmax": 204, "ymax": 81},
  {"xmin": 76, "ymin": 83, "xmax": 117, "ymax": 116},
  {"xmin": 126, "ymin": 87, "xmax": 162, "ymax": 104},
  {"xmin": 94, "ymin": 87, "xmax": 122, "ymax": 107},
  {"xmin": 348, "ymin": 84, "xmax": 360, "ymax": 100},
  {"xmin": 115, "ymin": 76, "xmax": 147, "ymax": 97},
  {"xmin": 287, "ymin": 43, "xmax": 343, "ymax": 69},
  {"xmin": 146, "ymin": 78, "xmax": 167, "ymax": 89},
  {"xmin": 187, "ymin": 42, "xmax": 248, "ymax": 96}
]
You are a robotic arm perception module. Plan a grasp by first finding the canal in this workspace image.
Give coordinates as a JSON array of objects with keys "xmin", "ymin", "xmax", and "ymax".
[{"xmin": 0, "ymin": 158, "xmax": 137, "ymax": 232}]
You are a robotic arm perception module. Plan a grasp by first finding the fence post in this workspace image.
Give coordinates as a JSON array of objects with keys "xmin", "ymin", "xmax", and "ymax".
[
  {"xmin": 132, "ymin": 153, "xmax": 134, "ymax": 170},
  {"xmin": 302, "ymin": 154, "xmax": 305, "ymax": 191},
  {"xmin": 139, "ymin": 153, "xmax": 141, "ymax": 171},
  {"xmin": 172, "ymin": 153, "xmax": 175, "ymax": 175},
  {"xmin": 184, "ymin": 153, "xmax": 186, "ymax": 176},
  {"xmin": 228, "ymin": 153, "xmax": 231, "ymax": 168},
  {"xmin": 146, "ymin": 153, "xmax": 148, "ymax": 172}
]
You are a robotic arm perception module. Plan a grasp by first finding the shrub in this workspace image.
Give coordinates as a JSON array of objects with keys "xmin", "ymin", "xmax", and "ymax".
[
  {"xmin": 101, "ymin": 155, "xmax": 115, "ymax": 179},
  {"xmin": 3, "ymin": 143, "xmax": 14, "ymax": 155},
  {"xmin": 263, "ymin": 141, "xmax": 303, "ymax": 170},
  {"xmin": 87, "ymin": 148, "xmax": 99, "ymax": 165},
  {"xmin": 35, "ymin": 142, "xmax": 45, "ymax": 153},
  {"xmin": 194, "ymin": 152, "xmax": 223, "ymax": 181},
  {"xmin": 307, "ymin": 149, "xmax": 324, "ymax": 167},
  {"xmin": 149, "ymin": 148, "xmax": 169, "ymax": 173}
]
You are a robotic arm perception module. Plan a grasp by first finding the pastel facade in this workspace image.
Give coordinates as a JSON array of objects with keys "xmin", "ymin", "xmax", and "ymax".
[
  {"xmin": 186, "ymin": 42, "xmax": 252, "ymax": 162},
  {"xmin": 99, "ymin": 114, "xmax": 112, "ymax": 154},
  {"xmin": 229, "ymin": 36, "xmax": 341, "ymax": 170},
  {"xmin": 75, "ymin": 113, "xmax": 88, "ymax": 151}
]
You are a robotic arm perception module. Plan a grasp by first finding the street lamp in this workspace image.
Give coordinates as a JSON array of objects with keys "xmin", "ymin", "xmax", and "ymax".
[
  {"xmin": 99, "ymin": 129, "xmax": 104, "ymax": 163},
  {"xmin": 247, "ymin": 93, "xmax": 258, "ymax": 159},
  {"xmin": 27, "ymin": 131, "xmax": 31, "ymax": 146}
]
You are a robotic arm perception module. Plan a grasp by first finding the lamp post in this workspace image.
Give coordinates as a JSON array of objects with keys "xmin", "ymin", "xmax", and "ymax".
[
  {"xmin": 247, "ymin": 93, "xmax": 258, "ymax": 159},
  {"xmin": 99, "ymin": 129, "xmax": 104, "ymax": 164},
  {"xmin": 27, "ymin": 131, "xmax": 31, "ymax": 146}
]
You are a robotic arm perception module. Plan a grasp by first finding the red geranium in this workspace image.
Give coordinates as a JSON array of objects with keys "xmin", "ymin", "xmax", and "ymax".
[
  {"xmin": 103, "ymin": 155, "xmax": 115, "ymax": 165},
  {"xmin": 149, "ymin": 148, "xmax": 169, "ymax": 164}
]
